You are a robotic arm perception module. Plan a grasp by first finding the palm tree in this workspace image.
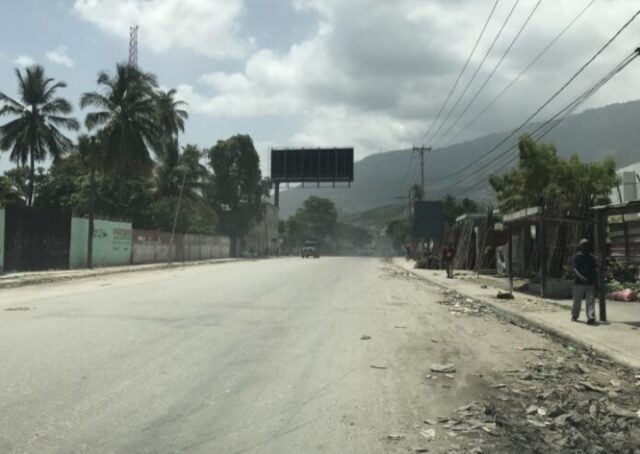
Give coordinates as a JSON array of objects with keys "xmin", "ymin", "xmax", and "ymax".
[
  {"xmin": 155, "ymin": 141, "xmax": 208, "ymax": 199},
  {"xmin": 0, "ymin": 64, "xmax": 79, "ymax": 205},
  {"xmin": 80, "ymin": 63, "xmax": 162, "ymax": 176},
  {"xmin": 156, "ymin": 89, "xmax": 188, "ymax": 139}
]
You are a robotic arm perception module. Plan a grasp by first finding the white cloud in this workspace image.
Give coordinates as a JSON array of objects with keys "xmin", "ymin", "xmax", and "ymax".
[
  {"xmin": 177, "ymin": 0, "xmax": 640, "ymax": 156},
  {"xmin": 14, "ymin": 54, "xmax": 36, "ymax": 67},
  {"xmin": 46, "ymin": 45, "xmax": 75, "ymax": 67},
  {"xmin": 73, "ymin": 0, "xmax": 250, "ymax": 59}
]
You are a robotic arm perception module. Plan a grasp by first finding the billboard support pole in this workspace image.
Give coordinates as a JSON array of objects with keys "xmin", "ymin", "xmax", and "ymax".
[{"xmin": 274, "ymin": 182, "xmax": 280, "ymax": 208}]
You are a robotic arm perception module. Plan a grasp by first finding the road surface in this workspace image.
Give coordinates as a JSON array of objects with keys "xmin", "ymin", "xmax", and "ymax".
[{"xmin": 1, "ymin": 258, "xmax": 553, "ymax": 453}]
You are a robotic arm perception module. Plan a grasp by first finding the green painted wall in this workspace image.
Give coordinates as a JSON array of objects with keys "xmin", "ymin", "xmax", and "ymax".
[
  {"xmin": 69, "ymin": 217, "xmax": 132, "ymax": 268},
  {"xmin": 92, "ymin": 220, "xmax": 132, "ymax": 266},
  {"xmin": 69, "ymin": 217, "xmax": 90, "ymax": 268},
  {"xmin": 0, "ymin": 208, "xmax": 5, "ymax": 272}
]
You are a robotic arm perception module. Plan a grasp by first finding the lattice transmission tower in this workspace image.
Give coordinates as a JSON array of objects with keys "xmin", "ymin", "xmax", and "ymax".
[{"xmin": 128, "ymin": 25, "xmax": 139, "ymax": 67}]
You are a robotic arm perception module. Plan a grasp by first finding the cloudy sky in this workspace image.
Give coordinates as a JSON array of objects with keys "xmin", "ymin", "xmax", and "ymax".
[{"xmin": 1, "ymin": 0, "xmax": 640, "ymax": 174}]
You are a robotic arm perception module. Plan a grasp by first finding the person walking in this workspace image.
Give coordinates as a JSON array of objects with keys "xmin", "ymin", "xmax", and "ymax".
[
  {"xmin": 442, "ymin": 243, "xmax": 455, "ymax": 278},
  {"xmin": 572, "ymin": 238, "xmax": 598, "ymax": 325}
]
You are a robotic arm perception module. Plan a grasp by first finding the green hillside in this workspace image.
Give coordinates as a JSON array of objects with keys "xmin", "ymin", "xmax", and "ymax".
[{"xmin": 279, "ymin": 99, "xmax": 640, "ymax": 217}]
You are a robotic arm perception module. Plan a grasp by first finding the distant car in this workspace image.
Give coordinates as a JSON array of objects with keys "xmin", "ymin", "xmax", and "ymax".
[{"xmin": 301, "ymin": 240, "xmax": 320, "ymax": 258}]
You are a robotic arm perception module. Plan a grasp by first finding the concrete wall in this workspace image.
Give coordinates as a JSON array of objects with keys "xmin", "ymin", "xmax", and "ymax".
[
  {"xmin": 0, "ymin": 208, "xmax": 4, "ymax": 273},
  {"xmin": 131, "ymin": 230, "xmax": 230, "ymax": 264},
  {"xmin": 69, "ymin": 217, "xmax": 132, "ymax": 268},
  {"xmin": 243, "ymin": 204, "xmax": 279, "ymax": 255}
]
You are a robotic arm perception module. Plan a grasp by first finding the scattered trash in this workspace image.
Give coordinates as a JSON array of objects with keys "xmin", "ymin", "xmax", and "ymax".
[
  {"xmin": 608, "ymin": 289, "xmax": 638, "ymax": 302},
  {"xmin": 413, "ymin": 448, "xmax": 429, "ymax": 453},
  {"xmin": 496, "ymin": 292, "xmax": 514, "ymax": 300},
  {"xmin": 361, "ymin": 335, "xmax": 371, "ymax": 340},
  {"xmin": 431, "ymin": 339, "xmax": 439, "ymax": 343},
  {"xmin": 431, "ymin": 363, "xmax": 456, "ymax": 373},
  {"xmin": 395, "ymin": 325, "xmax": 408, "ymax": 329},
  {"xmin": 387, "ymin": 433, "xmax": 405, "ymax": 440},
  {"xmin": 490, "ymin": 383, "xmax": 507, "ymax": 389},
  {"xmin": 423, "ymin": 419, "xmax": 438, "ymax": 425},
  {"xmin": 370, "ymin": 365, "xmax": 387, "ymax": 370},
  {"xmin": 480, "ymin": 284, "xmax": 488, "ymax": 289},
  {"xmin": 444, "ymin": 374, "xmax": 455, "ymax": 379},
  {"xmin": 420, "ymin": 428, "xmax": 436, "ymax": 440},
  {"xmin": 4, "ymin": 306, "xmax": 30, "ymax": 311}
]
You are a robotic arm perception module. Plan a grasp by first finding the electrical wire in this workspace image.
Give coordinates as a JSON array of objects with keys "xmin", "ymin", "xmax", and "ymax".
[
  {"xmin": 430, "ymin": 50, "xmax": 639, "ymax": 198},
  {"xmin": 418, "ymin": 0, "xmax": 501, "ymax": 146},
  {"xmin": 432, "ymin": 0, "xmax": 543, "ymax": 148},
  {"xmin": 425, "ymin": 8, "xmax": 640, "ymax": 184},
  {"xmin": 438, "ymin": 0, "xmax": 598, "ymax": 149},
  {"xmin": 426, "ymin": 0, "xmax": 521, "ymax": 147}
]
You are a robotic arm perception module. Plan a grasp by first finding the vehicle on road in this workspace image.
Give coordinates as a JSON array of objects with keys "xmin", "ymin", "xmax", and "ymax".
[{"xmin": 301, "ymin": 240, "xmax": 320, "ymax": 258}]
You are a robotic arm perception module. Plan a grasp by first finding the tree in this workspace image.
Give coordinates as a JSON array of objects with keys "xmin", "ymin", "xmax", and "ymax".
[
  {"xmin": 208, "ymin": 134, "xmax": 268, "ymax": 253},
  {"xmin": 385, "ymin": 218, "xmax": 410, "ymax": 250},
  {"xmin": 289, "ymin": 196, "xmax": 338, "ymax": 242},
  {"xmin": 81, "ymin": 63, "xmax": 162, "ymax": 176},
  {"xmin": 155, "ymin": 141, "xmax": 208, "ymax": 199},
  {"xmin": 490, "ymin": 134, "xmax": 618, "ymax": 215},
  {"xmin": 156, "ymin": 89, "xmax": 188, "ymax": 139},
  {"xmin": 442, "ymin": 194, "xmax": 479, "ymax": 225},
  {"xmin": 0, "ymin": 64, "xmax": 79, "ymax": 205}
]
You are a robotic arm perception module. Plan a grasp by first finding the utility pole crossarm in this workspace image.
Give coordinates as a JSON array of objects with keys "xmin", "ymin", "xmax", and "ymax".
[{"xmin": 412, "ymin": 145, "xmax": 432, "ymax": 198}]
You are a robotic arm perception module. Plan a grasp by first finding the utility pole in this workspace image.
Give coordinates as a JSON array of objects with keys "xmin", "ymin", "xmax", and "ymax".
[
  {"xmin": 412, "ymin": 145, "xmax": 432, "ymax": 198},
  {"xmin": 87, "ymin": 136, "xmax": 97, "ymax": 269},
  {"xmin": 128, "ymin": 25, "xmax": 139, "ymax": 67}
]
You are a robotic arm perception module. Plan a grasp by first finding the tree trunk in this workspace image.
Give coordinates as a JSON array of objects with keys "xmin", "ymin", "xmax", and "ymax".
[{"xmin": 28, "ymin": 150, "xmax": 35, "ymax": 207}]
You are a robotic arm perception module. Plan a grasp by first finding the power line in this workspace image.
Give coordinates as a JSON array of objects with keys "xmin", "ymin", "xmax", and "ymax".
[
  {"xmin": 439, "ymin": 0, "xmax": 598, "ymax": 149},
  {"xmin": 425, "ymin": 8, "xmax": 640, "ymax": 185},
  {"xmin": 431, "ymin": 50, "xmax": 640, "ymax": 198},
  {"xmin": 418, "ymin": 0, "xmax": 500, "ymax": 146},
  {"xmin": 446, "ymin": 51, "xmax": 639, "ymax": 196},
  {"xmin": 427, "ymin": 0, "xmax": 521, "ymax": 147},
  {"xmin": 432, "ymin": 0, "xmax": 542, "ymax": 148}
]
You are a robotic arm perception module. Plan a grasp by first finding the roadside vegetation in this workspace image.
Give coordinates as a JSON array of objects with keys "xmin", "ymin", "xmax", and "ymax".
[{"xmin": 0, "ymin": 63, "xmax": 268, "ymax": 237}]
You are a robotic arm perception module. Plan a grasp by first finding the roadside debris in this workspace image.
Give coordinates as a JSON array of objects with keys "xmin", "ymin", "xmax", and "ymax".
[
  {"xmin": 387, "ymin": 433, "xmax": 405, "ymax": 440},
  {"xmin": 419, "ymin": 428, "xmax": 436, "ymax": 440},
  {"xmin": 4, "ymin": 306, "xmax": 31, "ymax": 311},
  {"xmin": 430, "ymin": 363, "xmax": 456, "ymax": 373},
  {"xmin": 394, "ymin": 325, "xmax": 408, "ymax": 329},
  {"xmin": 370, "ymin": 365, "xmax": 387, "ymax": 370},
  {"xmin": 361, "ymin": 335, "xmax": 371, "ymax": 340},
  {"xmin": 425, "ymin": 345, "xmax": 640, "ymax": 452},
  {"xmin": 496, "ymin": 292, "xmax": 514, "ymax": 300}
]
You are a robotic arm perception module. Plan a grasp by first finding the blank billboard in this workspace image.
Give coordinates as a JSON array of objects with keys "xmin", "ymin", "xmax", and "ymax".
[
  {"xmin": 413, "ymin": 201, "xmax": 444, "ymax": 241},
  {"xmin": 271, "ymin": 148, "xmax": 354, "ymax": 183}
]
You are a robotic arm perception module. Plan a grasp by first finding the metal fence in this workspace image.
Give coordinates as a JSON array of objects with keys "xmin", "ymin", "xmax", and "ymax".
[{"xmin": 3, "ymin": 207, "xmax": 71, "ymax": 272}]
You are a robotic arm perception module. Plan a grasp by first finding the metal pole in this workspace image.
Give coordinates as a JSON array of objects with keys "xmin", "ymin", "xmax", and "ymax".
[
  {"xmin": 508, "ymin": 228, "xmax": 514, "ymax": 294},
  {"xmin": 168, "ymin": 170, "xmax": 187, "ymax": 264},
  {"xmin": 595, "ymin": 211, "xmax": 607, "ymax": 321},
  {"xmin": 87, "ymin": 137, "xmax": 97, "ymax": 269}
]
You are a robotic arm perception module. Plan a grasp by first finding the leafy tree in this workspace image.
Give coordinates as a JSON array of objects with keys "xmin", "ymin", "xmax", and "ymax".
[
  {"xmin": 289, "ymin": 196, "xmax": 338, "ymax": 242},
  {"xmin": 0, "ymin": 172, "xmax": 25, "ymax": 206},
  {"xmin": 385, "ymin": 218, "xmax": 410, "ymax": 250},
  {"xmin": 490, "ymin": 134, "xmax": 618, "ymax": 215},
  {"xmin": 0, "ymin": 64, "xmax": 79, "ymax": 205},
  {"xmin": 208, "ymin": 134, "xmax": 268, "ymax": 253},
  {"xmin": 442, "ymin": 194, "xmax": 479, "ymax": 225},
  {"xmin": 81, "ymin": 63, "xmax": 162, "ymax": 176}
]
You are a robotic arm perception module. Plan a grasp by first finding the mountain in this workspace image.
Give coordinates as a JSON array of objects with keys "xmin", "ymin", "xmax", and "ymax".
[{"xmin": 278, "ymin": 99, "xmax": 640, "ymax": 218}]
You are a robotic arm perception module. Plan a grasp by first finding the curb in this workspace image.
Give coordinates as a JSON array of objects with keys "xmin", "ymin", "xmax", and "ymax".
[
  {"xmin": 0, "ymin": 258, "xmax": 243, "ymax": 290},
  {"xmin": 397, "ymin": 263, "xmax": 640, "ymax": 372}
]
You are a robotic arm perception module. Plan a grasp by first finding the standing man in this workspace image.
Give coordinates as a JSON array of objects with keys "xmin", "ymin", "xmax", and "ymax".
[
  {"xmin": 442, "ymin": 243, "xmax": 455, "ymax": 278},
  {"xmin": 572, "ymin": 238, "xmax": 597, "ymax": 325}
]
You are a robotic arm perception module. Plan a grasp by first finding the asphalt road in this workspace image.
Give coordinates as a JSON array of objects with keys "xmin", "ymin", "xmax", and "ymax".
[{"xmin": 0, "ymin": 258, "xmax": 552, "ymax": 453}]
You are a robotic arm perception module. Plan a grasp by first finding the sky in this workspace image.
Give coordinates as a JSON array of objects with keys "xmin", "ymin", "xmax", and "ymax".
[{"xmin": 1, "ymin": 0, "xmax": 640, "ymax": 175}]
